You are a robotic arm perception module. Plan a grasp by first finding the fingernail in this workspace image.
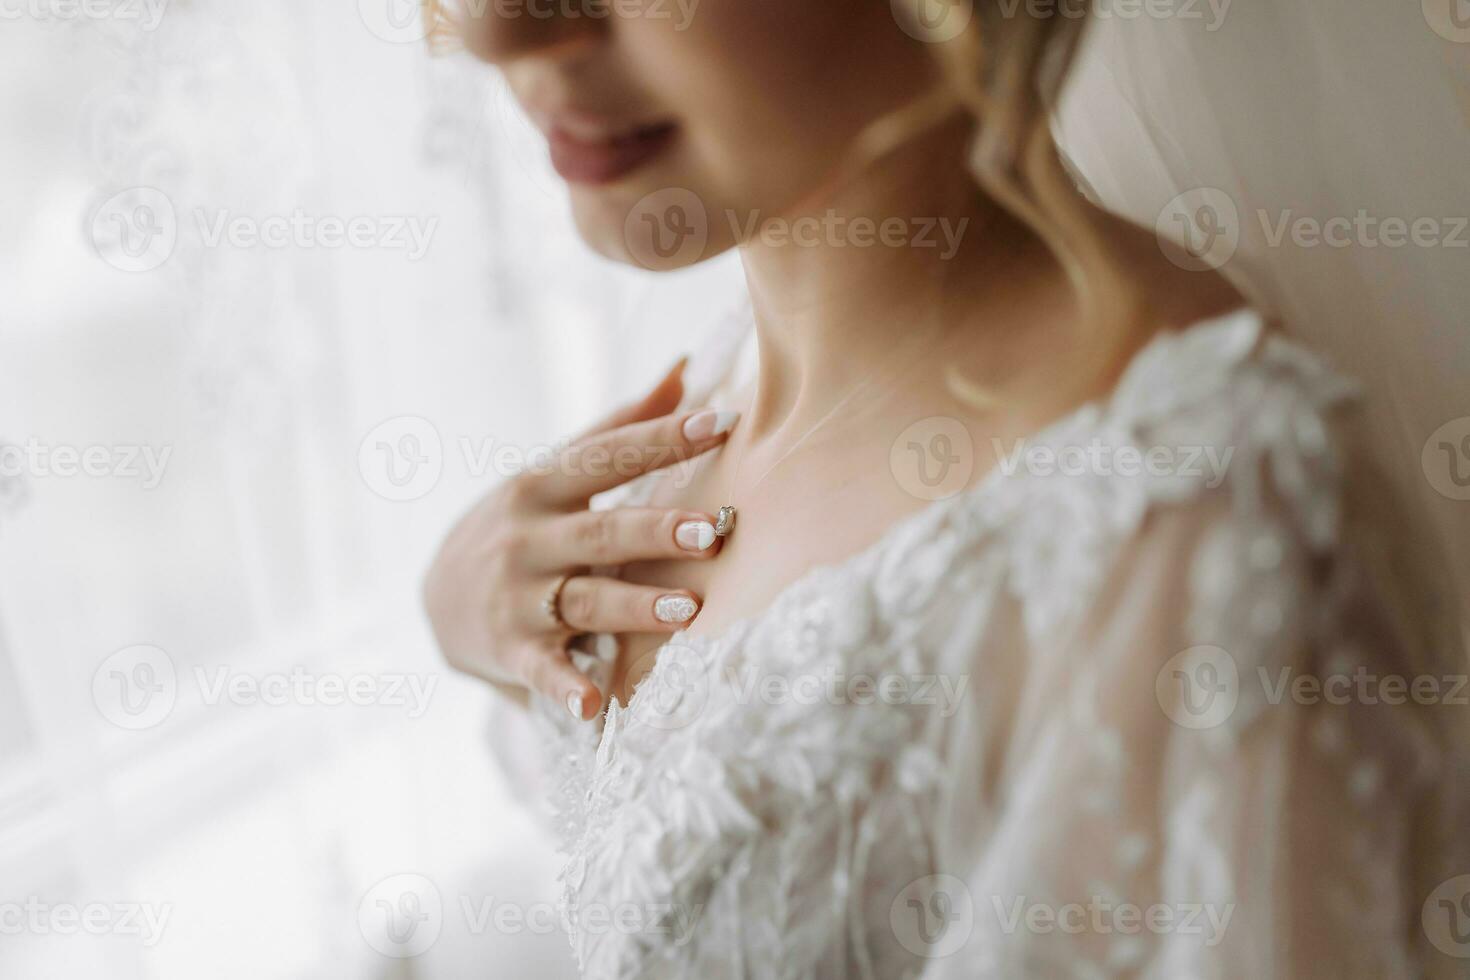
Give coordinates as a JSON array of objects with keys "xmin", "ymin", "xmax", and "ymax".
[
  {"xmin": 675, "ymin": 520, "xmax": 717, "ymax": 552},
  {"xmin": 681, "ymin": 409, "xmax": 740, "ymax": 442},
  {"xmin": 654, "ymin": 594, "xmax": 699, "ymax": 624},
  {"xmin": 566, "ymin": 691, "xmax": 584, "ymax": 720}
]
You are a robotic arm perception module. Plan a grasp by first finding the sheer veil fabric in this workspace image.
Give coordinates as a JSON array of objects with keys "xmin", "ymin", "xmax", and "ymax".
[{"xmin": 1054, "ymin": 2, "xmax": 1470, "ymax": 631}]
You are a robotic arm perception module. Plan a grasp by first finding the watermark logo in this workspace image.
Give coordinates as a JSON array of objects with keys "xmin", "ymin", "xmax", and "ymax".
[
  {"xmin": 891, "ymin": 874, "xmax": 974, "ymax": 959},
  {"xmin": 358, "ymin": 0, "xmax": 429, "ymax": 43},
  {"xmin": 93, "ymin": 648, "xmax": 440, "ymax": 728},
  {"xmin": 623, "ymin": 188, "xmax": 709, "ymax": 270},
  {"xmin": 1422, "ymin": 416, "xmax": 1470, "ymax": 501},
  {"xmin": 92, "ymin": 190, "xmax": 437, "ymax": 271},
  {"xmin": 359, "ymin": 416, "xmax": 444, "ymax": 502},
  {"xmin": 93, "ymin": 644, "xmax": 178, "ymax": 730},
  {"xmin": 358, "ymin": 874, "xmax": 443, "ymax": 958},
  {"xmin": 1157, "ymin": 646, "xmax": 1470, "ymax": 729},
  {"xmin": 91, "ymin": 187, "xmax": 177, "ymax": 273},
  {"xmin": 892, "ymin": 0, "xmax": 974, "ymax": 43},
  {"xmin": 890, "ymin": 416, "xmax": 975, "ymax": 501},
  {"xmin": 1155, "ymin": 645, "xmax": 1239, "ymax": 730},
  {"xmin": 1423, "ymin": 874, "xmax": 1470, "ymax": 957},
  {"xmin": 625, "ymin": 644, "xmax": 708, "ymax": 732},
  {"xmin": 1424, "ymin": 0, "xmax": 1470, "ymax": 43},
  {"xmin": 1156, "ymin": 187, "xmax": 1240, "ymax": 272}
]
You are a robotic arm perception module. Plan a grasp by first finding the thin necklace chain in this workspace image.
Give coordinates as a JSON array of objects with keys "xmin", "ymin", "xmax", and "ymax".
[
  {"xmin": 723, "ymin": 369, "xmax": 885, "ymax": 498},
  {"xmin": 714, "ymin": 339, "xmax": 936, "ymax": 535}
]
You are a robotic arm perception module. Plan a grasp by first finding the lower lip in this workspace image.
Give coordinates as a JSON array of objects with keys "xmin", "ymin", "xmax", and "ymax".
[{"xmin": 548, "ymin": 124, "xmax": 679, "ymax": 185}]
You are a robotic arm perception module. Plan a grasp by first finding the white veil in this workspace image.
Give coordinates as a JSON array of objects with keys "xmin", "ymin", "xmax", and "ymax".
[{"xmin": 1053, "ymin": 2, "xmax": 1470, "ymax": 631}]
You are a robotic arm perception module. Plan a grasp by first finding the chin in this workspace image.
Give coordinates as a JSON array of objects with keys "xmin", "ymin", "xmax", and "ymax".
[{"xmin": 567, "ymin": 180, "xmax": 738, "ymax": 273}]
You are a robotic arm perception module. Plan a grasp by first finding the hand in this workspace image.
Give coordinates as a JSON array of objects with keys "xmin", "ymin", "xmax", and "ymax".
[{"xmin": 423, "ymin": 359, "xmax": 738, "ymax": 720}]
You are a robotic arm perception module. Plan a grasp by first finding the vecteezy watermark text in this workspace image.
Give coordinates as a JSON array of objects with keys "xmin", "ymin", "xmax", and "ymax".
[
  {"xmin": 1157, "ymin": 188, "xmax": 1470, "ymax": 272},
  {"xmin": 91, "ymin": 187, "xmax": 441, "ymax": 272},
  {"xmin": 93, "ymin": 645, "xmax": 440, "ymax": 730},
  {"xmin": 356, "ymin": 873, "xmax": 704, "ymax": 958},
  {"xmin": 995, "ymin": 0, "xmax": 1232, "ymax": 30},
  {"xmin": 992, "ymin": 895, "xmax": 1234, "ymax": 947},
  {"xmin": 0, "ymin": 0, "xmax": 169, "ymax": 29},
  {"xmin": 1157, "ymin": 644, "xmax": 1470, "ymax": 730},
  {"xmin": 0, "ymin": 439, "xmax": 171, "ymax": 489},
  {"xmin": 358, "ymin": 416, "xmax": 713, "ymax": 502},
  {"xmin": 992, "ymin": 437, "xmax": 1235, "ymax": 487},
  {"xmin": 193, "ymin": 666, "xmax": 438, "ymax": 718},
  {"xmin": 194, "ymin": 209, "xmax": 437, "ymax": 261},
  {"xmin": 1259, "ymin": 209, "xmax": 1470, "ymax": 250},
  {"xmin": 0, "ymin": 898, "xmax": 173, "ymax": 947},
  {"xmin": 724, "ymin": 666, "xmax": 969, "ymax": 718},
  {"xmin": 727, "ymin": 210, "xmax": 970, "ymax": 260},
  {"xmin": 465, "ymin": 0, "xmax": 699, "ymax": 29}
]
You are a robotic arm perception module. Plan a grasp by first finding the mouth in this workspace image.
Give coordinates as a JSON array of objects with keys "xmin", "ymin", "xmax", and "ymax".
[{"xmin": 534, "ymin": 109, "xmax": 680, "ymax": 185}]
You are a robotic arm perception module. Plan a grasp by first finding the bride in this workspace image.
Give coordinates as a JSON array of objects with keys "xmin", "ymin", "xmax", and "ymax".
[{"xmin": 422, "ymin": 1, "xmax": 1469, "ymax": 976}]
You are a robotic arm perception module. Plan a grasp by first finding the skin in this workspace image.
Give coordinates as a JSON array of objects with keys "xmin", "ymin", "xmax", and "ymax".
[{"xmin": 425, "ymin": 0, "xmax": 1245, "ymax": 716}]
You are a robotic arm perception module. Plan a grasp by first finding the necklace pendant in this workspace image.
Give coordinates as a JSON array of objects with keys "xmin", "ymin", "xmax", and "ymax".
[{"xmin": 714, "ymin": 505, "xmax": 737, "ymax": 538}]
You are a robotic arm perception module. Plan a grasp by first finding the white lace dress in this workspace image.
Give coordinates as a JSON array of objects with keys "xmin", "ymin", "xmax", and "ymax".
[{"xmin": 525, "ymin": 309, "xmax": 1469, "ymax": 979}]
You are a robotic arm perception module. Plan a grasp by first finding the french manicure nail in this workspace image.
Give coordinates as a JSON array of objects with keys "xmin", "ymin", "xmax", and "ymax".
[
  {"xmin": 654, "ymin": 594, "xmax": 699, "ymax": 624},
  {"xmin": 681, "ymin": 409, "xmax": 740, "ymax": 442},
  {"xmin": 675, "ymin": 520, "xmax": 717, "ymax": 552},
  {"xmin": 566, "ymin": 691, "xmax": 584, "ymax": 720}
]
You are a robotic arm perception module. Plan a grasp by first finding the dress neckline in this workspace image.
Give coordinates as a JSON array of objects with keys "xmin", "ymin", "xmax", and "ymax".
[{"xmin": 599, "ymin": 306, "xmax": 1273, "ymax": 722}]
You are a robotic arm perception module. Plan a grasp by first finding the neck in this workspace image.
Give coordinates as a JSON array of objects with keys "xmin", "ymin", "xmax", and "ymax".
[{"xmin": 734, "ymin": 117, "xmax": 1055, "ymax": 443}]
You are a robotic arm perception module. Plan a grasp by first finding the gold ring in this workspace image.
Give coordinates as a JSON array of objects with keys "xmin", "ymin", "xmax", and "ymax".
[{"xmin": 541, "ymin": 573, "xmax": 574, "ymax": 630}]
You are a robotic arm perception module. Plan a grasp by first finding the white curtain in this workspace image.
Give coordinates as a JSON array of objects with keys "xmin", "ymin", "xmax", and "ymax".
[{"xmin": 0, "ymin": 4, "xmax": 740, "ymax": 978}]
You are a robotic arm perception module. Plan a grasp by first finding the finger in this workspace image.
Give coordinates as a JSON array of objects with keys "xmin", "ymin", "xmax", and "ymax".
[
  {"xmin": 553, "ymin": 576, "xmax": 702, "ymax": 633},
  {"xmin": 519, "ymin": 642, "xmax": 604, "ymax": 721},
  {"xmin": 530, "ymin": 508, "xmax": 721, "ymax": 571},
  {"xmin": 571, "ymin": 356, "xmax": 688, "ymax": 442},
  {"xmin": 534, "ymin": 407, "xmax": 740, "ymax": 506}
]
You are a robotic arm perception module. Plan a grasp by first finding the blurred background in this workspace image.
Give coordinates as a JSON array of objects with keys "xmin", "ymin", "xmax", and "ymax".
[{"xmin": 0, "ymin": 2, "xmax": 741, "ymax": 976}]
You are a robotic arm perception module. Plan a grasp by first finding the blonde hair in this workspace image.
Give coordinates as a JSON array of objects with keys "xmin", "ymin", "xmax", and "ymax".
[{"xmin": 876, "ymin": 1, "xmax": 1146, "ymax": 396}]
